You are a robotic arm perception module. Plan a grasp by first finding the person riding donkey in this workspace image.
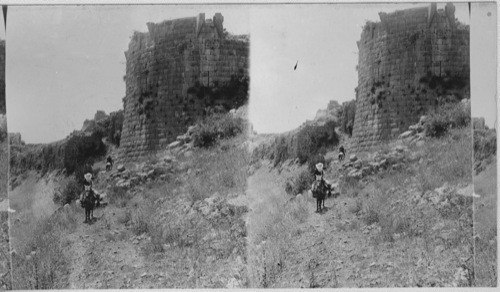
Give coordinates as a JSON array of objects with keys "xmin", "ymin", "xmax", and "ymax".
[
  {"xmin": 311, "ymin": 162, "xmax": 333, "ymax": 212},
  {"xmin": 106, "ymin": 155, "xmax": 114, "ymax": 171},
  {"xmin": 80, "ymin": 173, "xmax": 99, "ymax": 223},
  {"xmin": 311, "ymin": 162, "xmax": 333, "ymax": 193},
  {"xmin": 338, "ymin": 145, "xmax": 346, "ymax": 161}
]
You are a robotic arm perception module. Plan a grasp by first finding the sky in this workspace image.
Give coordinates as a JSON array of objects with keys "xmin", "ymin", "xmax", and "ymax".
[
  {"xmin": 470, "ymin": 2, "xmax": 497, "ymax": 129},
  {"xmin": 5, "ymin": 2, "xmax": 496, "ymax": 142},
  {"xmin": 248, "ymin": 2, "xmax": 482, "ymax": 134},
  {"xmin": 6, "ymin": 5, "xmax": 249, "ymax": 143}
]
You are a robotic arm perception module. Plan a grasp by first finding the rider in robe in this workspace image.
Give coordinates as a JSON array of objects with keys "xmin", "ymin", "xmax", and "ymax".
[
  {"xmin": 339, "ymin": 145, "xmax": 346, "ymax": 160},
  {"xmin": 311, "ymin": 162, "xmax": 332, "ymax": 193},
  {"xmin": 106, "ymin": 155, "xmax": 113, "ymax": 171},
  {"xmin": 81, "ymin": 173, "xmax": 95, "ymax": 207}
]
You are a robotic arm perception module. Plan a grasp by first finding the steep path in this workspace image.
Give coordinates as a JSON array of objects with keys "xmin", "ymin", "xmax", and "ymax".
[
  {"xmin": 66, "ymin": 205, "xmax": 146, "ymax": 289},
  {"xmin": 244, "ymin": 160, "xmax": 471, "ymax": 288}
]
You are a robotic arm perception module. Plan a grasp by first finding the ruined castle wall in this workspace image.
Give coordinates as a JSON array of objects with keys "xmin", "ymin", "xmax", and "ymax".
[
  {"xmin": 120, "ymin": 14, "xmax": 248, "ymax": 159},
  {"xmin": 352, "ymin": 4, "xmax": 469, "ymax": 150}
]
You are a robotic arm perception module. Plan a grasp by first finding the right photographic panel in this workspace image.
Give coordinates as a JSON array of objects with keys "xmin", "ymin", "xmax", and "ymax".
[
  {"xmin": 247, "ymin": 2, "xmax": 488, "ymax": 288},
  {"xmin": 471, "ymin": 1, "xmax": 497, "ymax": 287}
]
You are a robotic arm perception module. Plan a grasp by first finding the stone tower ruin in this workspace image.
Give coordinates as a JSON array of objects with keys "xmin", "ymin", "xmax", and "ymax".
[
  {"xmin": 352, "ymin": 3, "xmax": 469, "ymax": 150},
  {"xmin": 120, "ymin": 13, "xmax": 249, "ymax": 159}
]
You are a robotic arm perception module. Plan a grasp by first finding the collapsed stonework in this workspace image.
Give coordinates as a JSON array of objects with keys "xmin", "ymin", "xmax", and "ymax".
[
  {"xmin": 352, "ymin": 3, "xmax": 470, "ymax": 150},
  {"xmin": 120, "ymin": 13, "xmax": 249, "ymax": 160}
]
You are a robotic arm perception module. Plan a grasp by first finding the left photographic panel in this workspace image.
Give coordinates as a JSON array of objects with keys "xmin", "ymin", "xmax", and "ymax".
[
  {"xmin": 8, "ymin": 5, "xmax": 249, "ymax": 289},
  {"xmin": 0, "ymin": 5, "xmax": 9, "ymax": 291}
]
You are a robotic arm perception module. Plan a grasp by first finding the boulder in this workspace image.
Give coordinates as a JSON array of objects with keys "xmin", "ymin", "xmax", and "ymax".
[
  {"xmin": 116, "ymin": 179, "xmax": 131, "ymax": 189},
  {"xmin": 117, "ymin": 164, "xmax": 125, "ymax": 172},
  {"xmin": 167, "ymin": 140, "xmax": 182, "ymax": 149},
  {"xmin": 176, "ymin": 134, "xmax": 191, "ymax": 143},
  {"xmin": 409, "ymin": 124, "xmax": 422, "ymax": 132},
  {"xmin": 398, "ymin": 130, "xmax": 413, "ymax": 139},
  {"xmin": 349, "ymin": 154, "xmax": 358, "ymax": 162},
  {"xmin": 395, "ymin": 145, "xmax": 406, "ymax": 153},
  {"xmin": 348, "ymin": 169, "xmax": 362, "ymax": 179},
  {"xmin": 187, "ymin": 125, "xmax": 198, "ymax": 135},
  {"xmin": 163, "ymin": 155, "xmax": 174, "ymax": 163}
]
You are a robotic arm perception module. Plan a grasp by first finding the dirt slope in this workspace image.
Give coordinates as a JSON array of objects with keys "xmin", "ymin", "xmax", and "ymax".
[
  {"xmin": 473, "ymin": 157, "xmax": 497, "ymax": 286},
  {"xmin": 245, "ymin": 159, "xmax": 473, "ymax": 288},
  {"xmin": 65, "ymin": 205, "xmax": 146, "ymax": 289}
]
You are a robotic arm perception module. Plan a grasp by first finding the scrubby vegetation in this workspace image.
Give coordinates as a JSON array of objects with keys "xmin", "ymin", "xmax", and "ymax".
[
  {"xmin": 12, "ymin": 204, "xmax": 79, "ymax": 289},
  {"xmin": 63, "ymin": 132, "xmax": 106, "ymax": 175},
  {"xmin": 10, "ymin": 110, "xmax": 119, "ymax": 178},
  {"xmin": 337, "ymin": 100, "xmax": 356, "ymax": 136},
  {"xmin": 249, "ymin": 113, "xmax": 473, "ymax": 287},
  {"xmin": 424, "ymin": 101, "xmax": 470, "ymax": 138},
  {"xmin": 263, "ymin": 120, "xmax": 339, "ymax": 167},
  {"xmin": 285, "ymin": 169, "xmax": 313, "ymax": 196},
  {"xmin": 53, "ymin": 178, "xmax": 81, "ymax": 206},
  {"xmin": 295, "ymin": 121, "xmax": 338, "ymax": 164},
  {"xmin": 192, "ymin": 112, "xmax": 247, "ymax": 148},
  {"xmin": 473, "ymin": 128, "xmax": 496, "ymax": 163}
]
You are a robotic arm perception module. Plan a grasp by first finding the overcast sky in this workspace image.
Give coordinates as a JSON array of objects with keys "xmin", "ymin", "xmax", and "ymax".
[
  {"xmin": 470, "ymin": 2, "xmax": 497, "ymax": 129},
  {"xmin": 6, "ymin": 5, "xmax": 248, "ymax": 143},
  {"xmin": 249, "ymin": 2, "xmax": 493, "ymax": 134},
  {"xmin": 6, "ymin": 3, "xmax": 495, "ymax": 143}
]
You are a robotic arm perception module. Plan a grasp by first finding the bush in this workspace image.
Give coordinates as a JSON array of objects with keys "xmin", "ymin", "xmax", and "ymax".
[
  {"xmin": 63, "ymin": 132, "xmax": 106, "ymax": 175},
  {"xmin": 424, "ymin": 101, "xmax": 470, "ymax": 137},
  {"xmin": 296, "ymin": 120, "xmax": 339, "ymax": 164},
  {"xmin": 474, "ymin": 128, "xmax": 496, "ymax": 162},
  {"xmin": 272, "ymin": 137, "xmax": 290, "ymax": 167},
  {"xmin": 53, "ymin": 178, "xmax": 81, "ymax": 206},
  {"xmin": 338, "ymin": 100, "xmax": 356, "ymax": 136},
  {"xmin": 12, "ymin": 205, "xmax": 78, "ymax": 289},
  {"xmin": 285, "ymin": 169, "xmax": 313, "ymax": 196},
  {"xmin": 108, "ymin": 186, "xmax": 131, "ymax": 208},
  {"xmin": 192, "ymin": 113, "xmax": 246, "ymax": 148}
]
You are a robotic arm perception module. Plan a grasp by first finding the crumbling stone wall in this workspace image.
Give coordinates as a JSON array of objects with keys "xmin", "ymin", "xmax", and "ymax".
[
  {"xmin": 352, "ymin": 3, "xmax": 469, "ymax": 150},
  {"xmin": 120, "ymin": 13, "xmax": 248, "ymax": 159}
]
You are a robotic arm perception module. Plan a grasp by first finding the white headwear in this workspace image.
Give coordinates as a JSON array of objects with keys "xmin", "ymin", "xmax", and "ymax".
[
  {"xmin": 84, "ymin": 173, "xmax": 92, "ymax": 181},
  {"xmin": 315, "ymin": 163, "xmax": 324, "ymax": 172}
]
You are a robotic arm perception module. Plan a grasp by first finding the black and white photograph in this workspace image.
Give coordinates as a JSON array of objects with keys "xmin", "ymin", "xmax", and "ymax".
[
  {"xmin": 7, "ymin": 5, "xmax": 249, "ymax": 289},
  {"xmin": 0, "ymin": 6, "xmax": 9, "ymax": 290},
  {"xmin": 247, "ymin": 2, "xmax": 484, "ymax": 288},
  {"xmin": 471, "ymin": 1, "xmax": 497, "ymax": 287},
  {"xmin": 2, "ymin": 0, "xmax": 498, "ymax": 290}
]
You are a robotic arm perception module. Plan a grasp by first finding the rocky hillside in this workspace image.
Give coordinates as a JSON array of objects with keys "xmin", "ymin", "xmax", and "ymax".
[
  {"xmin": 246, "ymin": 100, "xmax": 474, "ymax": 288},
  {"xmin": 10, "ymin": 108, "xmax": 250, "ymax": 289},
  {"xmin": 471, "ymin": 119, "xmax": 497, "ymax": 286}
]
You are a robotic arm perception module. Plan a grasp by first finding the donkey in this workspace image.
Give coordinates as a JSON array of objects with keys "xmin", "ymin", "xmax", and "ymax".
[
  {"xmin": 81, "ymin": 191, "xmax": 99, "ymax": 223},
  {"xmin": 312, "ymin": 180, "xmax": 330, "ymax": 213}
]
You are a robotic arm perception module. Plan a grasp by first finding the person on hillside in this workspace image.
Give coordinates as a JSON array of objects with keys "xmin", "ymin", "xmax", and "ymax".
[
  {"xmin": 106, "ymin": 156, "xmax": 113, "ymax": 171},
  {"xmin": 81, "ymin": 173, "xmax": 100, "ymax": 221},
  {"xmin": 311, "ymin": 163, "xmax": 332, "ymax": 194},
  {"xmin": 338, "ymin": 145, "xmax": 346, "ymax": 161}
]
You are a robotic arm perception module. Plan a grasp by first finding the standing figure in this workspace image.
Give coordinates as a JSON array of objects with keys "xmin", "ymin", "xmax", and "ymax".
[
  {"xmin": 338, "ymin": 145, "xmax": 346, "ymax": 161},
  {"xmin": 80, "ymin": 173, "xmax": 96, "ymax": 223},
  {"xmin": 311, "ymin": 163, "xmax": 331, "ymax": 212},
  {"xmin": 106, "ymin": 156, "xmax": 113, "ymax": 171}
]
